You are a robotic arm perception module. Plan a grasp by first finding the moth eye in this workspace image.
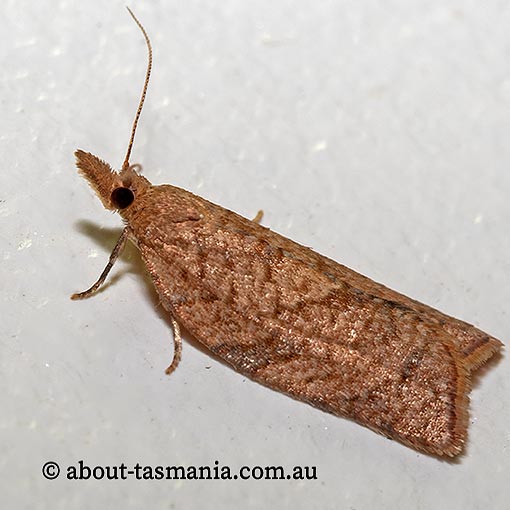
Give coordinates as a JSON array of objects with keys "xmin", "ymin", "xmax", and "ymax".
[{"xmin": 111, "ymin": 187, "xmax": 135, "ymax": 209}]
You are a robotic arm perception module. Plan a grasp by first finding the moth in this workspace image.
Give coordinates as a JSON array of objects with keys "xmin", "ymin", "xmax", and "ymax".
[{"xmin": 73, "ymin": 8, "xmax": 502, "ymax": 457}]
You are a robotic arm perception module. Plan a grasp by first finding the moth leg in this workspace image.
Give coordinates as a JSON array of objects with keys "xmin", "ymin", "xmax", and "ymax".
[
  {"xmin": 165, "ymin": 316, "xmax": 182, "ymax": 375},
  {"xmin": 252, "ymin": 210, "xmax": 264, "ymax": 224},
  {"xmin": 71, "ymin": 227, "xmax": 130, "ymax": 300}
]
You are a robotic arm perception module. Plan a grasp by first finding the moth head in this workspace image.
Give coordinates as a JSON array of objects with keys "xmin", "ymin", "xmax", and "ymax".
[{"xmin": 75, "ymin": 150, "xmax": 151, "ymax": 212}]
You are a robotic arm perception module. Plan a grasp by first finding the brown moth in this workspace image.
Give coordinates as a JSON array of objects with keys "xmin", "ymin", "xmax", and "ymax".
[{"xmin": 73, "ymin": 8, "xmax": 503, "ymax": 457}]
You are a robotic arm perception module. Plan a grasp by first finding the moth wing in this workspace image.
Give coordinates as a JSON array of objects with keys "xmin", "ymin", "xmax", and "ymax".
[{"xmin": 136, "ymin": 196, "xmax": 473, "ymax": 456}]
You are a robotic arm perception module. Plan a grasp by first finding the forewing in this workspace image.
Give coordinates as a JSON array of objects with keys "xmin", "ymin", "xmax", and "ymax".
[{"xmin": 134, "ymin": 190, "xmax": 472, "ymax": 455}]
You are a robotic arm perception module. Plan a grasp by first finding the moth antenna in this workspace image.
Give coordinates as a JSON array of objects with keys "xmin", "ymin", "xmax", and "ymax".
[{"xmin": 122, "ymin": 6, "xmax": 153, "ymax": 171}]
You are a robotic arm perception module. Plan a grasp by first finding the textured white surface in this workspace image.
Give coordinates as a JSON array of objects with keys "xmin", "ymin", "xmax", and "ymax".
[{"xmin": 1, "ymin": 0, "xmax": 509, "ymax": 508}]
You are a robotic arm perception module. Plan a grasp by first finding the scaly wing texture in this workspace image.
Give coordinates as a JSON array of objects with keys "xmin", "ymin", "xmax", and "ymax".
[{"xmin": 128, "ymin": 185, "xmax": 501, "ymax": 456}]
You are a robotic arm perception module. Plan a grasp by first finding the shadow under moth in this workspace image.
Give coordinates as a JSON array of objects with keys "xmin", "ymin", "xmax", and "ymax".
[{"xmin": 72, "ymin": 8, "xmax": 503, "ymax": 457}]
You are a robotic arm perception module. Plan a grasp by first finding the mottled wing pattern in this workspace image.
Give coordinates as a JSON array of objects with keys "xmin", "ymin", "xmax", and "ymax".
[{"xmin": 127, "ymin": 185, "xmax": 501, "ymax": 455}]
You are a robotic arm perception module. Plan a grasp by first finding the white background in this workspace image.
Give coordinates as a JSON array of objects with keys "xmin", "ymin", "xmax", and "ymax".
[{"xmin": 1, "ymin": 0, "xmax": 509, "ymax": 508}]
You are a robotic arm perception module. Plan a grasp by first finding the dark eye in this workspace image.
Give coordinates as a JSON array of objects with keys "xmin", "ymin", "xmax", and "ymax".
[{"xmin": 111, "ymin": 187, "xmax": 135, "ymax": 209}]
